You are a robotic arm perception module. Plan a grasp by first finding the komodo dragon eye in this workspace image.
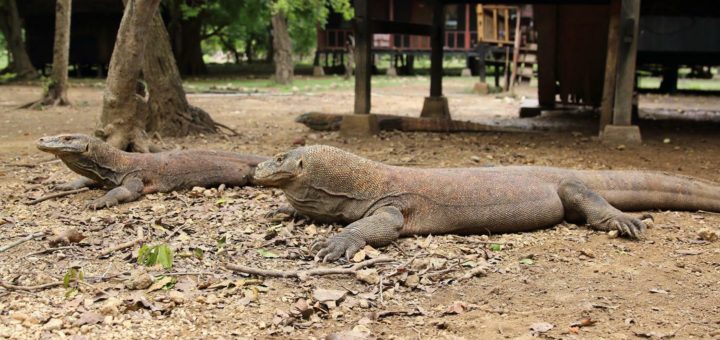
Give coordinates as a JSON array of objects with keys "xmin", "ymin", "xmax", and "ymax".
[{"xmin": 275, "ymin": 155, "xmax": 284, "ymax": 163}]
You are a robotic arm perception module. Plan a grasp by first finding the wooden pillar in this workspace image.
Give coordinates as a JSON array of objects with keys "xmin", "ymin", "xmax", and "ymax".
[
  {"xmin": 601, "ymin": 0, "xmax": 642, "ymax": 144},
  {"xmin": 535, "ymin": 5, "xmax": 557, "ymax": 109},
  {"xmin": 600, "ymin": 0, "xmax": 621, "ymax": 130},
  {"xmin": 464, "ymin": 4, "xmax": 471, "ymax": 49},
  {"xmin": 430, "ymin": 0, "xmax": 444, "ymax": 97},
  {"xmin": 421, "ymin": 0, "xmax": 450, "ymax": 119},
  {"xmin": 354, "ymin": 0, "xmax": 371, "ymax": 114},
  {"xmin": 611, "ymin": 0, "xmax": 640, "ymax": 126}
]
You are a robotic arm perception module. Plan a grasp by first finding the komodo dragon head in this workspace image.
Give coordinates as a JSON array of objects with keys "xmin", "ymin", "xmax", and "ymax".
[
  {"xmin": 253, "ymin": 146, "xmax": 307, "ymax": 187},
  {"xmin": 36, "ymin": 134, "xmax": 123, "ymax": 184},
  {"xmin": 36, "ymin": 134, "xmax": 96, "ymax": 156}
]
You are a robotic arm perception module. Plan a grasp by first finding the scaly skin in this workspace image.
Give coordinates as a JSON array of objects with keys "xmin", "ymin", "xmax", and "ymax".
[
  {"xmin": 37, "ymin": 134, "xmax": 268, "ymax": 209},
  {"xmin": 254, "ymin": 145, "xmax": 720, "ymax": 262}
]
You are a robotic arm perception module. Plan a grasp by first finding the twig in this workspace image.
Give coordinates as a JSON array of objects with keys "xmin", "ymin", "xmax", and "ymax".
[
  {"xmin": 98, "ymin": 225, "xmax": 144, "ymax": 258},
  {"xmin": 0, "ymin": 233, "xmax": 45, "ymax": 253},
  {"xmin": 225, "ymin": 257, "xmax": 394, "ymax": 280},
  {"xmin": 3, "ymin": 163, "xmax": 36, "ymax": 168},
  {"xmin": 26, "ymin": 187, "xmax": 89, "ymax": 205},
  {"xmin": 25, "ymin": 246, "xmax": 77, "ymax": 257},
  {"xmin": 0, "ymin": 281, "xmax": 63, "ymax": 291},
  {"xmin": 214, "ymin": 122, "xmax": 240, "ymax": 136}
]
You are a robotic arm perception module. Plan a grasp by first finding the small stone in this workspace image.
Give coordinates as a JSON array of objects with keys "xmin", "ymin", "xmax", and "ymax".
[
  {"xmin": 125, "ymin": 269, "xmax": 153, "ymax": 290},
  {"xmin": 292, "ymin": 137, "xmax": 306, "ymax": 146},
  {"xmin": 470, "ymin": 156, "xmax": 481, "ymax": 163},
  {"xmin": 663, "ymin": 138, "xmax": 671, "ymax": 144},
  {"xmin": 616, "ymin": 144, "xmax": 626, "ymax": 150},
  {"xmin": 608, "ymin": 230, "xmax": 619, "ymax": 238},
  {"xmin": 698, "ymin": 228, "xmax": 718, "ymax": 242},
  {"xmin": 100, "ymin": 297, "xmax": 123, "ymax": 316},
  {"xmin": 42, "ymin": 318, "xmax": 63, "ymax": 331},
  {"xmin": 169, "ymin": 291, "xmax": 186, "ymax": 304},
  {"xmin": 355, "ymin": 269, "xmax": 379, "ymax": 285}
]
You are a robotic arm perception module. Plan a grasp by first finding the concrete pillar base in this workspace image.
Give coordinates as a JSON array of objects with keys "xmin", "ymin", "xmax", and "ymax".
[
  {"xmin": 340, "ymin": 114, "xmax": 379, "ymax": 137},
  {"xmin": 387, "ymin": 66, "xmax": 397, "ymax": 76},
  {"xmin": 420, "ymin": 96, "xmax": 451, "ymax": 119},
  {"xmin": 601, "ymin": 125, "xmax": 642, "ymax": 145},
  {"xmin": 312, "ymin": 66, "xmax": 325, "ymax": 76},
  {"xmin": 460, "ymin": 68, "xmax": 472, "ymax": 77},
  {"xmin": 519, "ymin": 99, "xmax": 542, "ymax": 118}
]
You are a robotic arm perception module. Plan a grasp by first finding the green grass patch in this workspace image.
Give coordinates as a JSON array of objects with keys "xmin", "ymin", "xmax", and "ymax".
[{"xmin": 638, "ymin": 76, "xmax": 720, "ymax": 91}]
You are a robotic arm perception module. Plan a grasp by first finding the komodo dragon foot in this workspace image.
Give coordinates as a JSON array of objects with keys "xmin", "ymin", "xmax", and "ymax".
[{"xmin": 558, "ymin": 179, "xmax": 647, "ymax": 239}]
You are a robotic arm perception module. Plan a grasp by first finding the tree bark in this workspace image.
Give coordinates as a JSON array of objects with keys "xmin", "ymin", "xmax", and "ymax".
[
  {"xmin": 98, "ymin": 0, "xmax": 160, "ymax": 152},
  {"xmin": 177, "ymin": 16, "xmax": 207, "ymax": 75},
  {"xmin": 271, "ymin": 12, "xmax": 293, "ymax": 85},
  {"xmin": 41, "ymin": 0, "xmax": 71, "ymax": 106},
  {"xmin": 0, "ymin": 0, "xmax": 37, "ymax": 79},
  {"xmin": 143, "ymin": 11, "xmax": 217, "ymax": 136}
]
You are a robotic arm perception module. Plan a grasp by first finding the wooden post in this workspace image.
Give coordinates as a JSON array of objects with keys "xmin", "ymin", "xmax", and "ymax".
[
  {"xmin": 429, "ymin": 0, "xmax": 444, "ymax": 98},
  {"xmin": 612, "ymin": 0, "xmax": 640, "ymax": 126},
  {"xmin": 493, "ymin": 9, "xmax": 498, "ymax": 41},
  {"xmin": 464, "ymin": 4, "xmax": 471, "ymax": 49},
  {"xmin": 600, "ymin": 0, "xmax": 621, "ymax": 130},
  {"xmin": 509, "ymin": 7, "xmax": 521, "ymax": 91},
  {"xmin": 601, "ymin": 0, "xmax": 642, "ymax": 144},
  {"xmin": 421, "ymin": 0, "xmax": 450, "ymax": 119},
  {"xmin": 535, "ymin": 5, "xmax": 557, "ymax": 109},
  {"xmin": 354, "ymin": 0, "xmax": 371, "ymax": 114}
]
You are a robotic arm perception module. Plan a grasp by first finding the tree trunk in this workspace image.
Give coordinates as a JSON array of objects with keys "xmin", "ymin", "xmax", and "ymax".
[
  {"xmin": 144, "ymin": 11, "xmax": 217, "ymax": 137},
  {"xmin": 98, "ymin": 0, "xmax": 160, "ymax": 152},
  {"xmin": 271, "ymin": 12, "xmax": 293, "ymax": 85},
  {"xmin": 177, "ymin": 16, "xmax": 207, "ymax": 75},
  {"xmin": 41, "ymin": 0, "xmax": 71, "ymax": 106},
  {"xmin": 0, "ymin": 0, "xmax": 37, "ymax": 79}
]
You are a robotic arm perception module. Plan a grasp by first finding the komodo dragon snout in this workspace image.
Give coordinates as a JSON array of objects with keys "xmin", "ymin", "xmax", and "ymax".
[
  {"xmin": 36, "ymin": 134, "xmax": 93, "ymax": 155},
  {"xmin": 254, "ymin": 150, "xmax": 304, "ymax": 187}
]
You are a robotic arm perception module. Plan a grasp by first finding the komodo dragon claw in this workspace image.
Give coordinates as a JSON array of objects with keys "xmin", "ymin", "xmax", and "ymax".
[{"xmin": 312, "ymin": 232, "xmax": 366, "ymax": 262}]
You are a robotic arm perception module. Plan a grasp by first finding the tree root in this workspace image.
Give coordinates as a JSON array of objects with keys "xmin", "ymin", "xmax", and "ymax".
[
  {"xmin": 26, "ymin": 187, "xmax": 89, "ymax": 205},
  {"xmin": 225, "ymin": 257, "xmax": 394, "ymax": 280},
  {"xmin": 0, "ymin": 233, "xmax": 45, "ymax": 253},
  {"xmin": 98, "ymin": 225, "xmax": 144, "ymax": 258},
  {"xmin": 214, "ymin": 122, "xmax": 240, "ymax": 136}
]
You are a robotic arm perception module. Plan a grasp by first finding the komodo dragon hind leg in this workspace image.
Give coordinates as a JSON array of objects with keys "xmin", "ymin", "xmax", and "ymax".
[
  {"xmin": 313, "ymin": 206, "xmax": 404, "ymax": 262},
  {"xmin": 55, "ymin": 177, "xmax": 99, "ymax": 191},
  {"xmin": 557, "ymin": 179, "xmax": 646, "ymax": 238},
  {"xmin": 86, "ymin": 178, "xmax": 144, "ymax": 210}
]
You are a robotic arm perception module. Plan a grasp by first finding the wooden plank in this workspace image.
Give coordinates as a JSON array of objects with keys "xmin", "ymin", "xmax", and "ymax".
[
  {"xmin": 535, "ymin": 5, "xmax": 557, "ymax": 108},
  {"xmin": 430, "ymin": 0, "xmax": 445, "ymax": 97},
  {"xmin": 493, "ymin": 9, "xmax": 498, "ymax": 42},
  {"xmin": 600, "ymin": 0, "xmax": 620, "ymax": 130},
  {"xmin": 504, "ymin": 8, "xmax": 509, "ymax": 42},
  {"xmin": 370, "ymin": 20, "xmax": 433, "ymax": 36},
  {"xmin": 509, "ymin": 6, "xmax": 521, "ymax": 91},
  {"xmin": 612, "ymin": 0, "xmax": 640, "ymax": 126},
  {"xmin": 354, "ymin": 0, "xmax": 371, "ymax": 114}
]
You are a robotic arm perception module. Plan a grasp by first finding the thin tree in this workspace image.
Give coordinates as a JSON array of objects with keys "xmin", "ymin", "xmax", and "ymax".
[
  {"xmin": 271, "ymin": 11, "xmax": 293, "ymax": 85},
  {"xmin": 0, "ymin": 0, "xmax": 37, "ymax": 79},
  {"xmin": 34, "ymin": 0, "xmax": 72, "ymax": 107}
]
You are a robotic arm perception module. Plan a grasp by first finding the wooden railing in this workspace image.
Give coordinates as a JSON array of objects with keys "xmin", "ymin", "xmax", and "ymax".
[{"xmin": 321, "ymin": 29, "xmax": 477, "ymax": 52}]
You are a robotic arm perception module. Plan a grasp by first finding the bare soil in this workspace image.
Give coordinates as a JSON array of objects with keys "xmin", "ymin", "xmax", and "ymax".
[{"xmin": 0, "ymin": 79, "xmax": 719, "ymax": 339}]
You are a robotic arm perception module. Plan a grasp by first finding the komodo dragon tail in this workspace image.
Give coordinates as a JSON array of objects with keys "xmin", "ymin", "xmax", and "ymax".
[{"xmin": 582, "ymin": 171, "xmax": 720, "ymax": 213}]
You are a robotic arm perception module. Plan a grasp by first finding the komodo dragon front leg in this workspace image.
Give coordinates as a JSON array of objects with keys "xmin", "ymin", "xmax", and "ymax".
[
  {"xmin": 55, "ymin": 177, "xmax": 100, "ymax": 191},
  {"xmin": 558, "ymin": 179, "xmax": 646, "ymax": 238},
  {"xmin": 86, "ymin": 177, "xmax": 144, "ymax": 210},
  {"xmin": 313, "ymin": 206, "xmax": 404, "ymax": 262}
]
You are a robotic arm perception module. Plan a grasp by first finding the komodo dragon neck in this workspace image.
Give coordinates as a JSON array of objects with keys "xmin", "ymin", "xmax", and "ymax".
[
  {"xmin": 282, "ymin": 147, "xmax": 403, "ymax": 222},
  {"xmin": 59, "ymin": 141, "xmax": 140, "ymax": 186}
]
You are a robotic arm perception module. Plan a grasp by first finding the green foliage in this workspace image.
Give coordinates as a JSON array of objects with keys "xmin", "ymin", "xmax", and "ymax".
[
  {"xmin": 0, "ymin": 32, "xmax": 7, "ymax": 70},
  {"xmin": 489, "ymin": 243, "xmax": 504, "ymax": 252},
  {"xmin": 193, "ymin": 0, "xmax": 354, "ymax": 61},
  {"xmin": 138, "ymin": 244, "xmax": 174, "ymax": 269},
  {"xmin": 63, "ymin": 267, "xmax": 84, "ymax": 298}
]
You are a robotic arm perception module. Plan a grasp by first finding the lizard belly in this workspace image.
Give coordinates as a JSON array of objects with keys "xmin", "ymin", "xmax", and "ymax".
[{"xmin": 398, "ymin": 182, "xmax": 565, "ymax": 236}]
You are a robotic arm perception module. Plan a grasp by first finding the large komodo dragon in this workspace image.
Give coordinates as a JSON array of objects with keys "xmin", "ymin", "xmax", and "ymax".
[
  {"xmin": 254, "ymin": 145, "xmax": 720, "ymax": 262},
  {"xmin": 37, "ymin": 134, "xmax": 268, "ymax": 209}
]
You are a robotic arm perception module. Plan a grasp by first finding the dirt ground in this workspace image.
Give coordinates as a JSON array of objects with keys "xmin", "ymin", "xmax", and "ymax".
[{"xmin": 0, "ymin": 79, "xmax": 719, "ymax": 339}]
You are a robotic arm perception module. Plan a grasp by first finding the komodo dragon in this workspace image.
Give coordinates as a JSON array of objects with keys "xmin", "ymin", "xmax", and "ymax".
[
  {"xmin": 36, "ymin": 134, "xmax": 268, "ymax": 209},
  {"xmin": 254, "ymin": 145, "xmax": 720, "ymax": 262}
]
